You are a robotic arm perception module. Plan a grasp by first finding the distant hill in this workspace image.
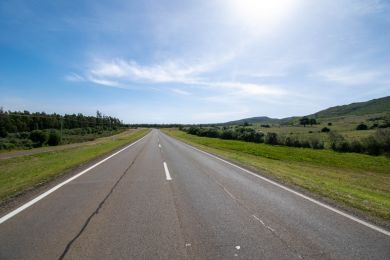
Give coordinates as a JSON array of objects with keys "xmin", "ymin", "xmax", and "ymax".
[
  {"xmin": 224, "ymin": 116, "xmax": 297, "ymax": 125},
  {"xmin": 223, "ymin": 96, "xmax": 390, "ymax": 125},
  {"xmin": 311, "ymin": 96, "xmax": 390, "ymax": 118}
]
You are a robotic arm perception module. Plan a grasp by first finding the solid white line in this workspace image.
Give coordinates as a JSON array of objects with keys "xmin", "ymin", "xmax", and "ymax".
[
  {"xmin": 0, "ymin": 134, "xmax": 149, "ymax": 225},
  {"xmin": 165, "ymin": 134, "xmax": 390, "ymax": 237},
  {"xmin": 163, "ymin": 162, "xmax": 172, "ymax": 181}
]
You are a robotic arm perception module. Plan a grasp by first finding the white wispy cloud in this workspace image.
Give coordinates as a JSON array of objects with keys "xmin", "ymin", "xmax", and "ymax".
[
  {"xmin": 65, "ymin": 73, "xmax": 84, "ymax": 82},
  {"xmin": 203, "ymin": 81, "xmax": 287, "ymax": 97},
  {"xmin": 66, "ymin": 56, "xmax": 289, "ymax": 98},
  {"xmin": 87, "ymin": 57, "xmax": 227, "ymax": 84},
  {"xmin": 316, "ymin": 66, "xmax": 384, "ymax": 85},
  {"xmin": 170, "ymin": 88, "xmax": 192, "ymax": 95}
]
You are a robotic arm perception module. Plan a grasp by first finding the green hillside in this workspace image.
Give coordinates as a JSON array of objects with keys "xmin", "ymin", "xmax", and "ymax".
[
  {"xmin": 224, "ymin": 96, "xmax": 390, "ymax": 125},
  {"xmin": 312, "ymin": 96, "xmax": 390, "ymax": 118},
  {"xmin": 224, "ymin": 116, "xmax": 298, "ymax": 125}
]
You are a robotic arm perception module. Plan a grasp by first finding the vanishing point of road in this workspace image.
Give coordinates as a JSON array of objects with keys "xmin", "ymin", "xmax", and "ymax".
[{"xmin": 0, "ymin": 130, "xmax": 389, "ymax": 259}]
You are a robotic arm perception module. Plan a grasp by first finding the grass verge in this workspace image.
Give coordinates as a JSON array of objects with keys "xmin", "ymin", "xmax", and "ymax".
[
  {"xmin": 0, "ymin": 128, "xmax": 150, "ymax": 202},
  {"xmin": 163, "ymin": 129, "xmax": 390, "ymax": 222}
]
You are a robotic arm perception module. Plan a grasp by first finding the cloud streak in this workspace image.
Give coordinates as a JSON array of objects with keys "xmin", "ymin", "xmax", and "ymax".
[
  {"xmin": 66, "ymin": 56, "xmax": 289, "ymax": 98},
  {"xmin": 316, "ymin": 66, "xmax": 385, "ymax": 86}
]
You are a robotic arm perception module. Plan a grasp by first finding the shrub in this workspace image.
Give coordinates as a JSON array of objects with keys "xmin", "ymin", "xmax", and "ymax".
[
  {"xmin": 321, "ymin": 127, "xmax": 330, "ymax": 133},
  {"xmin": 220, "ymin": 129, "xmax": 235, "ymax": 140},
  {"xmin": 364, "ymin": 136, "xmax": 381, "ymax": 155},
  {"xmin": 47, "ymin": 129, "xmax": 61, "ymax": 146},
  {"xmin": 29, "ymin": 130, "xmax": 48, "ymax": 147},
  {"xmin": 350, "ymin": 140, "xmax": 363, "ymax": 153},
  {"xmin": 328, "ymin": 122, "xmax": 332, "ymax": 126},
  {"xmin": 19, "ymin": 132, "xmax": 30, "ymax": 139},
  {"xmin": 0, "ymin": 127, "xmax": 7, "ymax": 138},
  {"xmin": 356, "ymin": 123, "xmax": 368, "ymax": 130},
  {"xmin": 328, "ymin": 132, "xmax": 352, "ymax": 152},
  {"xmin": 309, "ymin": 137, "xmax": 324, "ymax": 149},
  {"xmin": 265, "ymin": 132, "xmax": 278, "ymax": 145}
]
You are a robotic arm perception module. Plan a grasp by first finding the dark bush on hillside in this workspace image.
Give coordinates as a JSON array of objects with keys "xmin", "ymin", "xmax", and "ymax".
[
  {"xmin": 309, "ymin": 137, "xmax": 324, "ymax": 149},
  {"xmin": 187, "ymin": 126, "xmax": 200, "ymax": 135},
  {"xmin": 220, "ymin": 129, "xmax": 235, "ymax": 140},
  {"xmin": 350, "ymin": 140, "xmax": 364, "ymax": 153},
  {"xmin": 321, "ymin": 127, "xmax": 330, "ymax": 133},
  {"xmin": 328, "ymin": 122, "xmax": 332, "ymax": 126},
  {"xmin": 370, "ymin": 123, "xmax": 379, "ymax": 129},
  {"xmin": 260, "ymin": 124, "xmax": 270, "ymax": 128},
  {"xmin": 29, "ymin": 130, "xmax": 48, "ymax": 147},
  {"xmin": 0, "ymin": 127, "xmax": 7, "ymax": 138},
  {"xmin": 329, "ymin": 132, "xmax": 346, "ymax": 151},
  {"xmin": 48, "ymin": 130, "xmax": 61, "ymax": 146},
  {"xmin": 356, "ymin": 123, "xmax": 368, "ymax": 130},
  {"xmin": 327, "ymin": 129, "xmax": 390, "ymax": 156},
  {"xmin": 364, "ymin": 136, "xmax": 381, "ymax": 155},
  {"xmin": 204, "ymin": 128, "xmax": 220, "ymax": 138},
  {"xmin": 19, "ymin": 132, "xmax": 30, "ymax": 139},
  {"xmin": 265, "ymin": 132, "xmax": 278, "ymax": 145}
]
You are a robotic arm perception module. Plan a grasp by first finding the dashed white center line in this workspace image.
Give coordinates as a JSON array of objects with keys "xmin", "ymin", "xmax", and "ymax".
[
  {"xmin": 163, "ymin": 162, "xmax": 172, "ymax": 181},
  {"xmin": 158, "ymin": 143, "xmax": 162, "ymax": 148}
]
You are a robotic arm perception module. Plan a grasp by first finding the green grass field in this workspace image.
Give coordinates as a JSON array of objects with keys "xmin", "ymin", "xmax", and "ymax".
[
  {"xmin": 163, "ymin": 129, "xmax": 390, "ymax": 222},
  {"xmin": 0, "ymin": 128, "xmax": 150, "ymax": 202}
]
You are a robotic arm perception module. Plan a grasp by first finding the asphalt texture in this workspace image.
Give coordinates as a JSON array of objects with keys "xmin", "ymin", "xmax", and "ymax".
[{"xmin": 0, "ymin": 129, "xmax": 389, "ymax": 259}]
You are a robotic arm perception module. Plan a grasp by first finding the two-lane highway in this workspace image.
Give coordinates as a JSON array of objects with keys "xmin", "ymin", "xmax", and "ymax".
[{"xmin": 0, "ymin": 129, "xmax": 389, "ymax": 259}]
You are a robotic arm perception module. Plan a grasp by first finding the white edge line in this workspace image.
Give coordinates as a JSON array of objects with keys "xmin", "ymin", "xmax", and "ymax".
[
  {"xmin": 0, "ymin": 134, "xmax": 149, "ymax": 224},
  {"xmin": 163, "ymin": 162, "xmax": 172, "ymax": 181},
  {"xmin": 162, "ymin": 133, "xmax": 390, "ymax": 237}
]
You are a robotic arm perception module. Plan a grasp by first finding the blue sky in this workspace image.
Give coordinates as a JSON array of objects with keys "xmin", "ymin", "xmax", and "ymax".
[{"xmin": 1, "ymin": 0, "xmax": 389, "ymax": 123}]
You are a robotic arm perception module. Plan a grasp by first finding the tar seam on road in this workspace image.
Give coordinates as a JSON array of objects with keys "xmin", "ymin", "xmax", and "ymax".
[
  {"xmin": 161, "ymin": 132, "xmax": 390, "ymax": 237},
  {"xmin": 0, "ymin": 134, "xmax": 149, "ymax": 225},
  {"xmin": 58, "ymin": 136, "xmax": 150, "ymax": 260}
]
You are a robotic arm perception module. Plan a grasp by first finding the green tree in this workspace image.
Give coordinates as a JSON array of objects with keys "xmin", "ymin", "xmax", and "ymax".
[
  {"xmin": 299, "ymin": 117, "xmax": 309, "ymax": 127},
  {"xmin": 47, "ymin": 130, "xmax": 61, "ymax": 146},
  {"xmin": 265, "ymin": 132, "xmax": 278, "ymax": 145},
  {"xmin": 356, "ymin": 123, "xmax": 368, "ymax": 130},
  {"xmin": 29, "ymin": 130, "xmax": 48, "ymax": 147}
]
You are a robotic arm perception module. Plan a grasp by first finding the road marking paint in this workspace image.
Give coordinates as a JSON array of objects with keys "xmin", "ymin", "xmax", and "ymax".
[
  {"xmin": 159, "ymin": 144, "xmax": 162, "ymax": 148},
  {"xmin": 169, "ymin": 134, "xmax": 390, "ymax": 237},
  {"xmin": 235, "ymin": 246, "xmax": 240, "ymax": 250},
  {"xmin": 163, "ymin": 162, "xmax": 172, "ymax": 181},
  {"xmin": 0, "ymin": 134, "xmax": 149, "ymax": 225}
]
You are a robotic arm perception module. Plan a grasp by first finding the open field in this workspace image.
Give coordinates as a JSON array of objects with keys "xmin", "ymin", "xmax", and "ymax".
[
  {"xmin": 163, "ymin": 129, "xmax": 390, "ymax": 222},
  {"xmin": 249, "ymin": 112, "xmax": 388, "ymax": 144},
  {"xmin": 0, "ymin": 128, "xmax": 150, "ymax": 202}
]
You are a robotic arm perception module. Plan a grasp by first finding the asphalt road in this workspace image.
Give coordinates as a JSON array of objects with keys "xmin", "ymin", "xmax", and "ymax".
[{"xmin": 0, "ymin": 129, "xmax": 389, "ymax": 259}]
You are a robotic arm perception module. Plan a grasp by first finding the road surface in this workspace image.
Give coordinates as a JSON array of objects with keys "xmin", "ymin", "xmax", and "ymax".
[{"xmin": 0, "ymin": 129, "xmax": 389, "ymax": 259}]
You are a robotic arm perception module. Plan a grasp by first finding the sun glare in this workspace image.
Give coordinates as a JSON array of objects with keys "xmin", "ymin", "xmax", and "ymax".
[{"xmin": 228, "ymin": 0, "xmax": 299, "ymax": 30}]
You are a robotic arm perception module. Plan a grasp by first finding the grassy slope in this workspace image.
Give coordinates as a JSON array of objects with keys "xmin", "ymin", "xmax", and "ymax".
[
  {"xmin": 312, "ymin": 96, "xmax": 390, "ymax": 118},
  {"xmin": 0, "ymin": 128, "xmax": 150, "ymax": 202},
  {"xmin": 163, "ymin": 129, "xmax": 390, "ymax": 222}
]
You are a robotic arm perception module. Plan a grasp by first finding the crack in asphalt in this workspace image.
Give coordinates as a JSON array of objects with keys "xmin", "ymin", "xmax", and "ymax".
[{"xmin": 58, "ymin": 138, "xmax": 149, "ymax": 260}]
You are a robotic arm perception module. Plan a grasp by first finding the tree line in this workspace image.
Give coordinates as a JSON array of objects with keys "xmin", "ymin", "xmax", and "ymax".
[{"xmin": 0, "ymin": 109, "xmax": 123, "ymax": 137}]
